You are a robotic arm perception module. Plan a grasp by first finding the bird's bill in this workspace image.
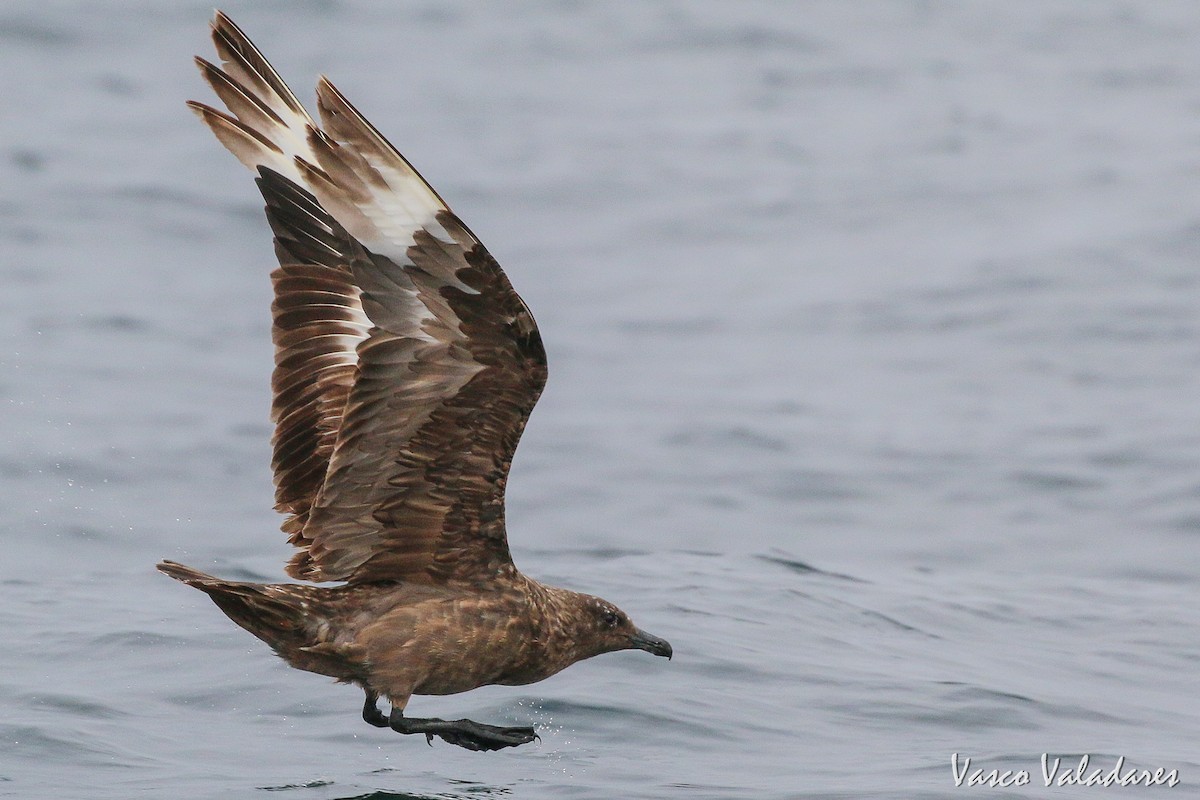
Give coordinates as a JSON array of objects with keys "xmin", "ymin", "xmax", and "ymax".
[{"xmin": 629, "ymin": 628, "xmax": 673, "ymax": 659}]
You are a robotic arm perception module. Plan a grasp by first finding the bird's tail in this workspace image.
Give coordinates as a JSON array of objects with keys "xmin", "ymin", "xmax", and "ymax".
[{"xmin": 157, "ymin": 559, "xmax": 324, "ymax": 657}]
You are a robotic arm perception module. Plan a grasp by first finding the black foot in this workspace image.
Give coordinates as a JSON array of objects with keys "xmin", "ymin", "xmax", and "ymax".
[
  {"xmin": 388, "ymin": 707, "xmax": 537, "ymax": 752},
  {"xmin": 362, "ymin": 691, "xmax": 389, "ymax": 728},
  {"xmin": 425, "ymin": 721, "xmax": 539, "ymax": 752}
]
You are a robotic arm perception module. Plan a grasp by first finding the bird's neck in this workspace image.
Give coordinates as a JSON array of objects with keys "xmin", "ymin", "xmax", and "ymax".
[{"xmin": 515, "ymin": 579, "xmax": 592, "ymax": 676}]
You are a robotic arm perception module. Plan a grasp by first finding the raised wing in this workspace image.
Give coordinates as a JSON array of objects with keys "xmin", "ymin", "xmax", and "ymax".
[{"xmin": 193, "ymin": 12, "xmax": 547, "ymax": 584}]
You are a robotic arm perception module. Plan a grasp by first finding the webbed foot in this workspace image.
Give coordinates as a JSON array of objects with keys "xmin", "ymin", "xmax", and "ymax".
[
  {"xmin": 388, "ymin": 707, "xmax": 537, "ymax": 751},
  {"xmin": 425, "ymin": 720, "xmax": 538, "ymax": 751}
]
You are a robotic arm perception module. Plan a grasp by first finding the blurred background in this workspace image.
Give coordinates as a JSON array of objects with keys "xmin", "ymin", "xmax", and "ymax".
[{"xmin": 2, "ymin": 2, "xmax": 1198, "ymax": 798}]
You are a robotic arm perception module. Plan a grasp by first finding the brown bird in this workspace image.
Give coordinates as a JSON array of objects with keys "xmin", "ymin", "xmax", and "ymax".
[{"xmin": 158, "ymin": 11, "xmax": 672, "ymax": 752}]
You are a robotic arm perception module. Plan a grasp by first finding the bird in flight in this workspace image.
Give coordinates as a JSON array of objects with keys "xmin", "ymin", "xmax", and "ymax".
[{"xmin": 159, "ymin": 10, "xmax": 672, "ymax": 752}]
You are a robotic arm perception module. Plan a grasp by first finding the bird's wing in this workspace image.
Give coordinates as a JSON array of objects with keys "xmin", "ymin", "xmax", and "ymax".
[{"xmin": 193, "ymin": 12, "xmax": 547, "ymax": 584}]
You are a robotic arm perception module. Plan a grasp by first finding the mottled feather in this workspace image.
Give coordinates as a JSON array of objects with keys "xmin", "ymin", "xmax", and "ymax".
[{"xmin": 193, "ymin": 13, "xmax": 548, "ymax": 585}]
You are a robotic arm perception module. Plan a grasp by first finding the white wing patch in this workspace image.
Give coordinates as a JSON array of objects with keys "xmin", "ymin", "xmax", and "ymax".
[{"xmin": 190, "ymin": 12, "xmax": 461, "ymax": 342}]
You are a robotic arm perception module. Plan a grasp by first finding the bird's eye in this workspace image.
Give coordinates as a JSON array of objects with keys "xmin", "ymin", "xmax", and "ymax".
[{"xmin": 601, "ymin": 610, "xmax": 620, "ymax": 628}]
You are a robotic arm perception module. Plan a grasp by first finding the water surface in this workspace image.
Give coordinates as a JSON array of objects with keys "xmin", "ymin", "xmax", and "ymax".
[{"xmin": 2, "ymin": 2, "xmax": 1199, "ymax": 797}]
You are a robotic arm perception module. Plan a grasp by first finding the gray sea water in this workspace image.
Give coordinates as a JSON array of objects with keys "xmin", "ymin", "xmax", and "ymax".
[{"xmin": 3, "ymin": 1, "xmax": 1199, "ymax": 797}]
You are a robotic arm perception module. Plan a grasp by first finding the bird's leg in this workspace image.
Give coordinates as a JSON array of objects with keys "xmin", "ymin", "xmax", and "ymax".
[
  {"xmin": 387, "ymin": 706, "xmax": 537, "ymax": 752},
  {"xmin": 362, "ymin": 690, "xmax": 389, "ymax": 728}
]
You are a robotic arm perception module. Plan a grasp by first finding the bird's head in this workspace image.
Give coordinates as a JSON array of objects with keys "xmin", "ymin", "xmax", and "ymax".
[{"xmin": 559, "ymin": 592, "xmax": 673, "ymax": 662}]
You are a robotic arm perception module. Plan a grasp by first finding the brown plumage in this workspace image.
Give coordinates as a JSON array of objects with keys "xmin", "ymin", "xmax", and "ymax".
[{"xmin": 158, "ymin": 11, "xmax": 671, "ymax": 751}]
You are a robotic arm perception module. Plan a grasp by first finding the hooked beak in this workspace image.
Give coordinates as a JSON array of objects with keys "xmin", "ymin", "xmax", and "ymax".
[{"xmin": 629, "ymin": 628, "xmax": 673, "ymax": 659}]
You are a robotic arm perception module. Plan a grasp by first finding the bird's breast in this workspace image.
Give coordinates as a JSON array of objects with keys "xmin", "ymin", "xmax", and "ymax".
[{"xmin": 362, "ymin": 586, "xmax": 549, "ymax": 697}]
